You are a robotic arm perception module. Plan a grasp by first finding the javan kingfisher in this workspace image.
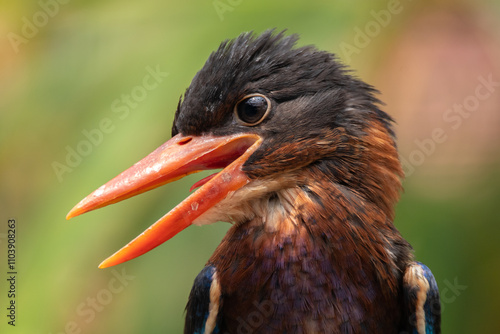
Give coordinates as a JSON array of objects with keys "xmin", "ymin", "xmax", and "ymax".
[{"xmin": 67, "ymin": 30, "xmax": 441, "ymax": 333}]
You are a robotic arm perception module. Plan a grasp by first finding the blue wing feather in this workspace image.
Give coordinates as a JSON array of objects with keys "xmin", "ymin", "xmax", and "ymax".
[
  {"xmin": 420, "ymin": 263, "xmax": 441, "ymax": 334},
  {"xmin": 184, "ymin": 265, "xmax": 222, "ymax": 334},
  {"xmin": 402, "ymin": 261, "xmax": 441, "ymax": 334}
]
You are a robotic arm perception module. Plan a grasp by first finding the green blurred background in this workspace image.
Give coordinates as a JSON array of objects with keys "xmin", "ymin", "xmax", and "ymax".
[{"xmin": 1, "ymin": 0, "xmax": 499, "ymax": 333}]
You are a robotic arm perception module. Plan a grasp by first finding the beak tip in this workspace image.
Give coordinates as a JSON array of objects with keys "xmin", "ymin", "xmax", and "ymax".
[
  {"xmin": 99, "ymin": 254, "xmax": 121, "ymax": 269},
  {"xmin": 66, "ymin": 205, "xmax": 82, "ymax": 220},
  {"xmin": 66, "ymin": 210, "xmax": 75, "ymax": 220},
  {"xmin": 98, "ymin": 257, "xmax": 112, "ymax": 269}
]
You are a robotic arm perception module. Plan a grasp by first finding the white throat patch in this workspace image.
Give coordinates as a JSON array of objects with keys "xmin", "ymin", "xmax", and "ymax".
[{"xmin": 191, "ymin": 173, "xmax": 302, "ymax": 232}]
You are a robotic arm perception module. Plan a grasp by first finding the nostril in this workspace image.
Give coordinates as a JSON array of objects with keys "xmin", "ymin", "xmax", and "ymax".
[{"xmin": 178, "ymin": 137, "xmax": 193, "ymax": 145}]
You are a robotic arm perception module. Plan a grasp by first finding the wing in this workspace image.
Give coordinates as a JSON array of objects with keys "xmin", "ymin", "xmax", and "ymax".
[
  {"xmin": 401, "ymin": 261, "xmax": 441, "ymax": 334},
  {"xmin": 184, "ymin": 265, "xmax": 223, "ymax": 334}
]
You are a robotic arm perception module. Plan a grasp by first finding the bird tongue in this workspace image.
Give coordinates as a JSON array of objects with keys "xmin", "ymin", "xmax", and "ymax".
[
  {"xmin": 66, "ymin": 133, "xmax": 262, "ymax": 268},
  {"xmin": 189, "ymin": 172, "xmax": 219, "ymax": 191}
]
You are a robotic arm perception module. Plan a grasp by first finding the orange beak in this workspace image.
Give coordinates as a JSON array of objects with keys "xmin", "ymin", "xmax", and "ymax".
[{"xmin": 66, "ymin": 133, "xmax": 262, "ymax": 268}]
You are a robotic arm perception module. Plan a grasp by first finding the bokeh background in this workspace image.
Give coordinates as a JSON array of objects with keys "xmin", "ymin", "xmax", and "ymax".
[{"xmin": 1, "ymin": 0, "xmax": 499, "ymax": 333}]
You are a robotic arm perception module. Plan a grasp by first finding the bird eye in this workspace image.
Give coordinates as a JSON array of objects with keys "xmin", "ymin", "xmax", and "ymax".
[{"xmin": 234, "ymin": 94, "xmax": 271, "ymax": 126}]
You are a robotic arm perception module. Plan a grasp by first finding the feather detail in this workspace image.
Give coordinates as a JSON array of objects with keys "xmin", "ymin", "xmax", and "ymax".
[{"xmin": 402, "ymin": 262, "xmax": 441, "ymax": 334}]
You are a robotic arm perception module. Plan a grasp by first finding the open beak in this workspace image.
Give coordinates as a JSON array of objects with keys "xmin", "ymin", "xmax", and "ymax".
[{"xmin": 66, "ymin": 133, "xmax": 262, "ymax": 268}]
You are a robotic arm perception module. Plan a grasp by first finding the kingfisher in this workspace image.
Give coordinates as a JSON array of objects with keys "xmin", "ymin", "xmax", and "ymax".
[{"xmin": 67, "ymin": 30, "xmax": 441, "ymax": 333}]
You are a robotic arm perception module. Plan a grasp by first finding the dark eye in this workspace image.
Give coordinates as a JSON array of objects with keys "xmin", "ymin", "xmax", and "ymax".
[{"xmin": 234, "ymin": 94, "xmax": 271, "ymax": 126}]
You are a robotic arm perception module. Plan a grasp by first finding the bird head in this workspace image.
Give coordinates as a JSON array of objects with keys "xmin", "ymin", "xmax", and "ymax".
[{"xmin": 67, "ymin": 30, "xmax": 403, "ymax": 268}]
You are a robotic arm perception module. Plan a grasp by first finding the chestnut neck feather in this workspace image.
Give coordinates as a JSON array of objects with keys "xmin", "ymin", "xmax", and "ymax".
[{"xmin": 208, "ymin": 120, "xmax": 412, "ymax": 333}]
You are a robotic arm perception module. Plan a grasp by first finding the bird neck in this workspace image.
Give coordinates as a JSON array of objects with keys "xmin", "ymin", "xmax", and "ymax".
[
  {"xmin": 327, "ymin": 120, "xmax": 404, "ymax": 221},
  {"xmin": 212, "ymin": 163, "xmax": 411, "ymax": 279},
  {"xmin": 210, "ymin": 118, "xmax": 409, "ymax": 274},
  {"xmin": 209, "ymin": 171, "xmax": 412, "ymax": 332}
]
